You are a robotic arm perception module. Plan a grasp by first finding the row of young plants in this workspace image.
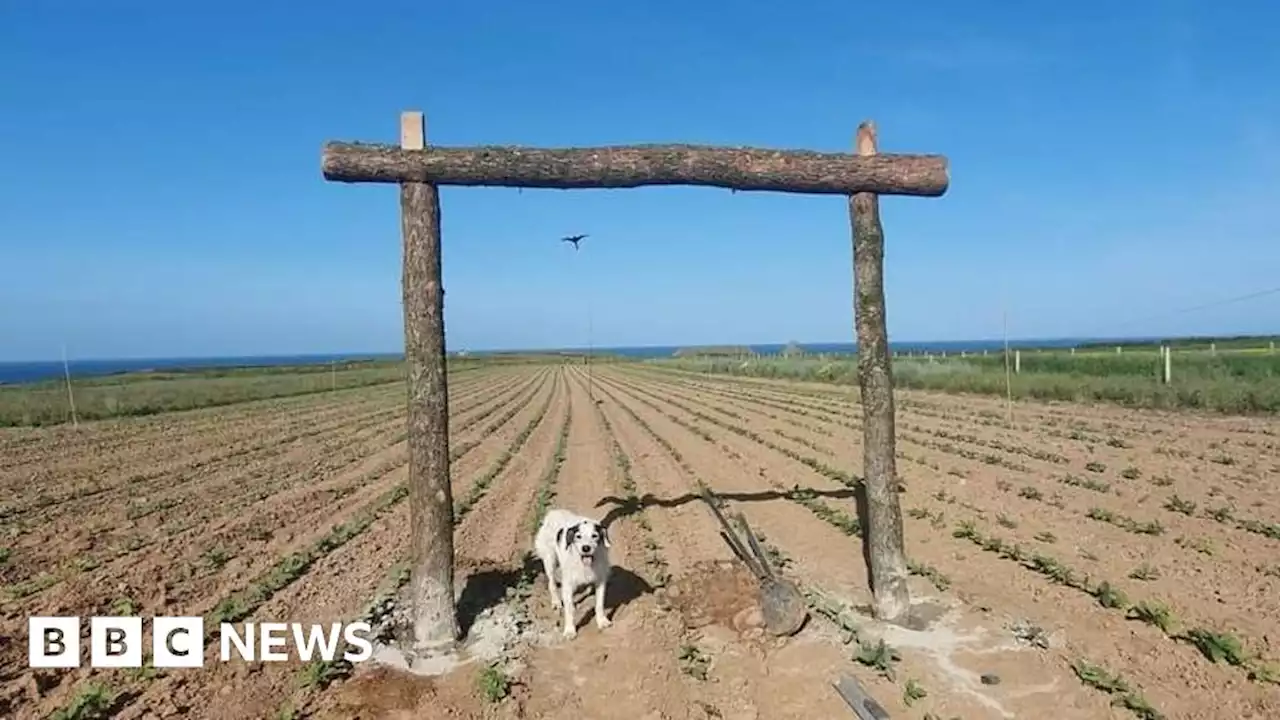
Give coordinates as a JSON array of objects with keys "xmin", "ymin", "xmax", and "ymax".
[
  {"xmin": 475, "ymin": 382, "xmax": 578, "ymax": 705},
  {"xmin": 730, "ymin": 362, "xmax": 1272, "ymax": 585},
  {"xmin": 644, "ymin": 364, "xmax": 1264, "ymax": 503},
  {"xmin": 3, "ymin": 400, "xmax": 403, "ymax": 525},
  {"xmin": 590, "ymin": 392, "xmax": 672, "ymax": 588},
  {"xmin": 3, "ymin": 413, "xmax": 413, "ymax": 604},
  {"xmin": 3, "ymin": 371, "xmax": 406, "ymax": 467},
  {"xmin": 595, "ymin": 372, "xmax": 935, "ymax": 700},
  {"xmin": 940, "ymin": 513, "xmax": 1280, "ymax": 688},
  {"xmin": 633, "ymin": 364, "xmax": 1158, "ymax": 459},
  {"xmin": 48, "ymin": 480, "xmax": 415, "ymax": 720},
  {"xmin": 456, "ymin": 371, "xmax": 562, "ymax": 520},
  {"xmin": 4, "ymin": 373, "xmax": 548, "ymax": 603},
  {"xmin": 447, "ymin": 368, "xmax": 555, "ymax": 465},
  {"xmin": 592, "ymin": 376, "xmax": 910, "ymax": 579},
  {"xmin": 623, "ymin": 369, "xmax": 1277, "ymax": 717},
  {"xmin": 607, "ymin": 377, "xmax": 967, "ymax": 591},
  {"xmin": 622, "ymin": 370, "xmax": 969, "ymax": 491},
  {"xmin": 604, "ymin": 375, "xmax": 860, "ymax": 486},
  {"xmin": 277, "ymin": 373, "xmax": 568, "ymax": 713},
  {"xmin": 1001, "ymin": 475, "xmax": 1275, "ymax": 582},
  {"xmin": 629, "ymin": 369, "xmax": 1280, "ymax": 560},
  {"xmin": 621, "ymin": 369, "xmax": 1046, "ymax": 480},
  {"xmin": 44, "ymin": 371, "xmax": 563, "ymax": 720},
  {"xmin": 593, "ymin": 375, "xmax": 1075, "ymax": 717},
  {"xmin": 526, "ymin": 390, "xmax": 574, "ymax": 536},
  {"xmin": 641, "ymin": 368, "xmax": 1069, "ymax": 478},
  {"xmin": 7, "ymin": 366, "xmax": 545, "ymax": 602},
  {"xmin": 609, "ymin": 373, "xmax": 1269, "ymax": 702}
]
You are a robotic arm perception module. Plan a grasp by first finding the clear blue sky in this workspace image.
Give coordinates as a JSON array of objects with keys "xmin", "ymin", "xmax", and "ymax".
[{"xmin": 2, "ymin": 0, "xmax": 1278, "ymax": 361}]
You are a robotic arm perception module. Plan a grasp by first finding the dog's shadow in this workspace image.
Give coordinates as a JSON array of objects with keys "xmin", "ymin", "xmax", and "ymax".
[
  {"xmin": 456, "ymin": 558, "xmax": 654, "ymax": 638},
  {"xmin": 570, "ymin": 566, "xmax": 653, "ymax": 630}
]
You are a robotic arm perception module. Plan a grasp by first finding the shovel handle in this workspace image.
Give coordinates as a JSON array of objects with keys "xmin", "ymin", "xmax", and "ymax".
[
  {"xmin": 700, "ymin": 487, "xmax": 766, "ymax": 580},
  {"xmin": 735, "ymin": 512, "xmax": 776, "ymax": 580}
]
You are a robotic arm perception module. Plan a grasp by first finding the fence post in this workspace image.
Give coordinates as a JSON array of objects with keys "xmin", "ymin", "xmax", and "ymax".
[
  {"xmin": 1014, "ymin": 350, "xmax": 1021, "ymax": 374},
  {"xmin": 61, "ymin": 344, "xmax": 79, "ymax": 428},
  {"xmin": 849, "ymin": 120, "xmax": 910, "ymax": 624},
  {"xmin": 400, "ymin": 110, "xmax": 460, "ymax": 652},
  {"xmin": 1162, "ymin": 345, "xmax": 1172, "ymax": 384}
]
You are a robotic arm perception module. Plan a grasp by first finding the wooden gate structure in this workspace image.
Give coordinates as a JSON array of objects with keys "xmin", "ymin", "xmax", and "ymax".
[{"xmin": 321, "ymin": 111, "xmax": 949, "ymax": 654}]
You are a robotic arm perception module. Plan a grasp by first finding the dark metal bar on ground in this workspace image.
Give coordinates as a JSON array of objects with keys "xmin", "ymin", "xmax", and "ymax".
[{"xmin": 322, "ymin": 142, "xmax": 949, "ymax": 196}]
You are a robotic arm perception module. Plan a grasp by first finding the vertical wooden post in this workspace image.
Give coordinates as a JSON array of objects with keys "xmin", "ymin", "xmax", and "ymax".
[
  {"xmin": 1162, "ymin": 345, "xmax": 1172, "ymax": 384},
  {"xmin": 1014, "ymin": 350, "xmax": 1021, "ymax": 374},
  {"xmin": 61, "ymin": 344, "xmax": 79, "ymax": 428},
  {"xmin": 1002, "ymin": 311, "xmax": 1013, "ymax": 425},
  {"xmin": 849, "ymin": 120, "xmax": 910, "ymax": 623},
  {"xmin": 400, "ymin": 110, "xmax": 460, "ymax": 651}
]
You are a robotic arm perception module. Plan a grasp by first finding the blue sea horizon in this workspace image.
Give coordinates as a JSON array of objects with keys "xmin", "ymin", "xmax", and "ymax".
[{"xmin": 0, "ymin": 336, "xmax": 1150, "ymax": 386}]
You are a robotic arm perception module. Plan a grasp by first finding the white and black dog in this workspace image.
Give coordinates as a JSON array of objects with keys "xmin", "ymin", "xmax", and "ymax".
[{"xmin": 533, "ymin": 508, "xmax": 612, "ymax": 638}]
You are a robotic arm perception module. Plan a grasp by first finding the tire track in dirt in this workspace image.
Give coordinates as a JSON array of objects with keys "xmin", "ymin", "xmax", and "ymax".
[{"xmin": 609, "ymin": 368, "xmax": 1280, "ymax": 719}]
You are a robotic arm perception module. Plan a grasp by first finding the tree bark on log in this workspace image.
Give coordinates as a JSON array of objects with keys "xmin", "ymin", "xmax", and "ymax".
[
  {"xmin": 849, "ymin": 121, "xmax": 911, "ymax": 624},
  {"xmin": 322, "ymin": 142, "xmax": 948, "ymax": 197},
  {"xmin": 399, "ymin": 112, "xmax": 461, "ymax": 652}
]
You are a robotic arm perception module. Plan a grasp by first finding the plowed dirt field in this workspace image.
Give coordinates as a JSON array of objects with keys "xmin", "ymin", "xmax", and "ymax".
[{"xmin": 4, "ymin": 362, "xmax": 1278, "ymax": 719}]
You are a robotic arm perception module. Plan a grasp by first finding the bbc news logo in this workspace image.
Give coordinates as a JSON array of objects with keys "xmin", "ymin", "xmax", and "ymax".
[{"xmin": 29, "ymin": 617, "xmax": 374, "ymax": 668}]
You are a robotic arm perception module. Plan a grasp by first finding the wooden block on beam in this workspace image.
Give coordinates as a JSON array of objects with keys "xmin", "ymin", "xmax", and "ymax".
[{"xmin": 401, "ymin": 111, "xmax": 425, "ymax": 150}]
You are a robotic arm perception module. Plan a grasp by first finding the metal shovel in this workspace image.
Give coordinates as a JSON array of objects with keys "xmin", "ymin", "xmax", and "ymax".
[{"xmin": 700, "ymin": 487, "xmax": 808, "ymax": 637}]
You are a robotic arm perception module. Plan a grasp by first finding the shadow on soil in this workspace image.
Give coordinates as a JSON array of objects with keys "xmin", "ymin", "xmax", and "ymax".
[
  {"xmin": 456, "ymin": 556, "xmax": 653, "ymax": 638},
  {"xmin": 594, "ymin": 486, "xmax": 856, "ymax": 529}
]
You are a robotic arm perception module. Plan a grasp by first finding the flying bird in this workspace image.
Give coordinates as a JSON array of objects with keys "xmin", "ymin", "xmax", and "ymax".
[{"xmin": 561, "ymin": 234, "xmax": 588, "ymax": 250}]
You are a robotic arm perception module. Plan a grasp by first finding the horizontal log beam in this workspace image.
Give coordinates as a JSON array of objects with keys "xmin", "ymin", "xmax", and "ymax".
[{"xmin": 321, "ymin": 142, "xmax": 948, "ymax": 197}]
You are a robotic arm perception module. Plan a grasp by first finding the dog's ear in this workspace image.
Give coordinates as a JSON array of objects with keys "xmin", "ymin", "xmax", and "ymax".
[
  {"xmin": 598, "ymin": 522, "xmax": 610, "ymax": 548},
  {"xmin": 563, "ymin": 524, "xmax": 579, "ymax": 548}
]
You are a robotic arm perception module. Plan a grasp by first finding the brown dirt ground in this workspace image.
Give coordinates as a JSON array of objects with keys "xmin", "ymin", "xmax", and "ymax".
[{"xmin": 5, "ymin": 362, "xmax": 1278, "ymax": 720}]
